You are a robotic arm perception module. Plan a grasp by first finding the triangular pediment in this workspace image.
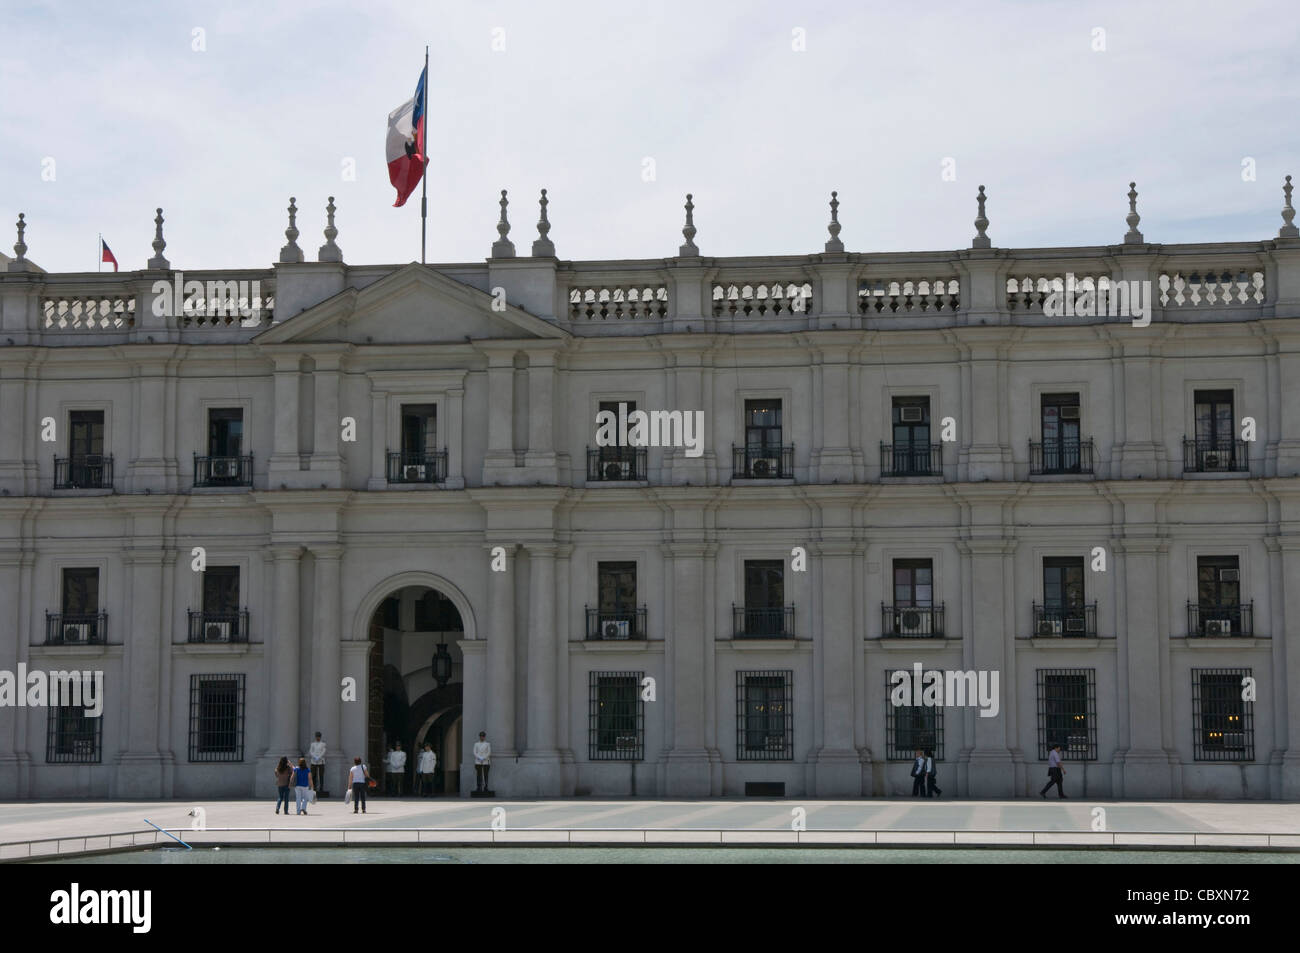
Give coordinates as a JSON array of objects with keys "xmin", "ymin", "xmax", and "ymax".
[{"xmin": 254, "ymin": 263, "xmax": 569, "ymax": 345}]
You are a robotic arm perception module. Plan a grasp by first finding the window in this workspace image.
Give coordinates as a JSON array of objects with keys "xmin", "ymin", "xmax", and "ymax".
[
  {"xmin": 893, "ymin": 559, "xmax": 933, "ymax": 607},
  {"xmin": 885, "ymin": 670, "xmax": 944, "ymax": 760},
  {"xmin": 188, "ymin": 674, "xmax": 246, "ymax": 762},
  {"xmin": 1040, "ymin": 394, "xmax": 1082, "ymax": 473},
  {"xmin": 1197, "ymin": 556, "xmax": 1240, "ymax": 608},
  {"xmin": 598, "ymin": 561, "xmax": 637, "ymax": 613},
  {"xmin": 736, "ymin": 559, "xmax": 791, "ymax": 637},
  {"xmin": 736, "ymin": 670, "xmax": 792, "ymax": 760},
  {"xmin": 588, "ymin": 671, "xmax": 644, "ymax": 760},
  {"xmin": 208, "ymin": 408, "xmax": 243, "ymax": 458},
  {"xmin": 202, "ymin": 566, "xmax": 239, "ymax": 615},
  {"xmin": 69, "ymin": 410, "xmax": 104, "ymax": 459},
  {"xmin": 1194, "ymin": 390, "xmax": 1234, "ymax": 447},
  {"xmin": 1036, "ymin": 669, "xmax": 1096, "ymax": 760},
  {"xmin": 892, "ymin": 397, "xmax": 931, "ymax": 448},
  {"xmin": 401, "ymin": 404, "xmax": 437, "ymax": 455},
  {"xmin": 1043, "ymin": 557, "xmax": 1084, "ymax": 609},
  {"xmin": 1192, "ymin": 668, "xmax": 1253, "ymax": 761},
  {"xmin": 745, "ymin": 399, "xmax": 783, "ymax": 453},
  {"xmin": 62, "ymin": 568, "xmax": 99, "ymax": 617},
  {"xmin": 47, "ymin": 705, "xmax": 102, "ymax": 764}
]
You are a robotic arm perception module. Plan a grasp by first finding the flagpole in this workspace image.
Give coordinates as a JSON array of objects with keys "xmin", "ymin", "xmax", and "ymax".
[
  {"xmin": 420, "ymin": 44, "xmax": 429, "ymax": 265},
  {"xmin": 98, "ymin": 233, "xmax": 101, "ymax": 273}
]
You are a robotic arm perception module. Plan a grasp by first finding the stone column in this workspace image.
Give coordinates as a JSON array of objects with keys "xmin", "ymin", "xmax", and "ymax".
[
  {"xmin": 663, "ymin": 538, "xmax": 710, "ymax": 796},
  {"xmin": 311, "ymin": 352, "xmax": 344, "ymax": 486},
  {"xmin": 310, "ymin": 544, "xmax": 343, "ymax": 785},
  {"xmin": 519, "ymin": 543, "xmax": 561, "ymax": 793},
  {"xmin": 128, "ymin": 363, "xmax": 169, "ymax": 493},
  {"xmin": 482, "ymin": 351, "xmax": 516, "ymax": 481},
  {"xmin": 1278, "ymin": 537, "xmax": 1300, "ymax": 798},
  {"xmin": 522, "ymin": 350, "xmax": 558, "ymax": 481},
  {"xmin": 0, "ymin": 546, "xmax": 26, "ymax": 797},
  {"xmin": 960, "ymin": 531, "xmax": 1017, "ymax": 796},
  {"xmin": 811, "ymin": 537, "xmax": 863, "ymax": 795},
  {"xmin": 485, "ymin": 544, "xmax": 518, "ymax": 790},
  {"xmin": 260, "ymin": 544, "xmax": 302, "ymax": 795},
  {"xmin": 117, "ymin": 545, "xmax": 166, "ymax": 797},
  {"xmin": 268, "ymin": 355, "xmax": 301, "ymax": 480},
  {"xmin": 0, "ymin": 364, "xmax": 32, "ymax": 495}
]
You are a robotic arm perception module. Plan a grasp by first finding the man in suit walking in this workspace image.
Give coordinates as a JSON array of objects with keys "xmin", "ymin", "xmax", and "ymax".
[{"xmin": 1040, "ymin": 743, "xmax": 1068, "ymax": 798}]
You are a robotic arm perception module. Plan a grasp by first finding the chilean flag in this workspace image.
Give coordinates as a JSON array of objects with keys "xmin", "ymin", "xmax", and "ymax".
[
  {"xmin": 100, "ymin": 238, "xmax": 118, "ymax": 272},
  {"xmin": 386, "ymin": 66, "xmax": 428, "ymax": 208}
]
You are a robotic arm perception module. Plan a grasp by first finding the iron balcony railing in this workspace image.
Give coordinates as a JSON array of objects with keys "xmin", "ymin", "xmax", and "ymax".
[
  {"xmin": 54, "ymin": 454, "xmax": 113, "ymax": 489},
  {"xmin": 733, "ymin": 604, "xmax": 795, "ymax": 639},
  {"xmin": 188, "ymin": 609, "xmax": 251, "ymax": 643},
  {"xmin": 732, "ymin": 444, "xmax": 794, "ymax": 480},
  {"xmin": 586, "ymin": 446, "xmax": 647, "ymax": 482},
  {"xmin": 44, "ymin": 611, "xmax": 108, "ymax": 645},
  {"xmin": 881, "ymin": 603, "xmax": 945, "ymax": 638},
  {"xmin": 1029, "ymin": 438, "xmax": 1093, "ymax": 475},
  {"xmin": 1031, "ymin": 603, "xmax": 1098, "ymax": 638},
  {"xmin": 386, "ymin": 450, "xmax": 448, "ymax": 484},
  {"xmin": 585, "ymin": 606, "xmax": 648, "ymax": 641},
  {"xmin": 194, "ymin": 453, "xmax": 253, "ymax": 487},
  {"xmin": 880, "ymin": 442, "xmax": 942, "ymax": 477},
  {"xmin": 1182, "ymin": 438, "xmax": 1248, "ymax": 473},
  {"xmin": 1187, "ymin": 601, "xmax": 1254, "ymax": 638}
]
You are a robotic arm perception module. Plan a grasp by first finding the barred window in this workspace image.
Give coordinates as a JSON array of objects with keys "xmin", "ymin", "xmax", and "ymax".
[
  {"xmin": 1192, "ymin": 668, "xmax": 1253, "ymax": 761},
  {"xmin": 884, "ymin": 670, "xmax": 944, "ymax": 760},
  {"xmin": 1036, "ymin": 669, "xmax": 1096, "ymax": 760},
  {"xmin": 588, "ymin": 671, "xmax": 643, "ymax": 760},
  {"xmin": 189, "ymin": 674, "xmax": 246, "ymax": 762},
  {"xmin": 736, "ymin": 670, "xmax": 792, "ymax": 760},
  {"xmin": 46, "ymin": 705, "xmax": 102, "ymax": 764}
]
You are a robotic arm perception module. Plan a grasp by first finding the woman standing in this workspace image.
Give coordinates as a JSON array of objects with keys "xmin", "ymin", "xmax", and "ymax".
[
  {"xmin": 348, "ymin": 756, "xmax": 372, "ymax": 814},
  {"xmin": 274, "ymin": 756, "xmax": 293, "ymax": 815},
  {"xmin": 293, "ymin": 756, "xmax": 314, "ymax": 815}
]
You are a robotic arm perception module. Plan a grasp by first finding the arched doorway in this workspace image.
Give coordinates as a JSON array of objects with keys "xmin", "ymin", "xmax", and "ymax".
[{"xmin": 365, "ymin": 584, "xmax": 465, "ymax": 796}]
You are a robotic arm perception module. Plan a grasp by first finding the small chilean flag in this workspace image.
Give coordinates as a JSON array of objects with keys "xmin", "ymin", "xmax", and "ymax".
[
  {"xmin": 100, "ymin": 237, "xmax": 118, "ymax": 272},
  {"xmin": 386, "ymin": 66, "xmax": 428, "ymax": 208}
]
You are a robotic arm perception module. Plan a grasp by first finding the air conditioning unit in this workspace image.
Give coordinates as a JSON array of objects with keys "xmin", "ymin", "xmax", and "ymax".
[
  {"xmin": 62, "ymin": 622, "xmax": 89, "ymax": 643},
  {"xmin": 1064, "ymin": 616, "xmax": 1086, "ymax": 634},
  {"xmin": 1060, "ymin": 406, "xmax": 1080, "ymax": 420},
  {"xmin": 1205, "ymin": 618, "xmax": 1232, "ymax": 636},
  {"xmin": 1219, "ymin": 568, "xmax": 1240, "ymax": 582},
  {"xmin": 1037, "ymin": 618, "xmax": 1062, "ymax": 637},
  {"xmin": 1204, "ymin": 452, "xmax": 1221, "ymax": 469},
  {"xmin": 603, "ymin": 619, "xmax": 630, "ymax": 640},
  {"xmin": 898, "ymin": 609, "xmax": 924, "ymax": 633},
  {"xmin": 204, "ymin": 621, "xmax": 232, "ymax": 642},
  {"xmin": 210, "ymin": 458, "xmax": 235, "ymax": 478},
  {"xmin": 403, "ymin": 464, "xmax": 427, "ymax": 482},
  {"xmin": 900, "ymin": 406, "xmax": 924, "ymax": 423},
  {"xmin": 604, "ymin": 460, "xmax": 630, "ymax": 480},
  {"xmin": 751, "ymin": 457, "xmax": 777, "ymax": 477}
]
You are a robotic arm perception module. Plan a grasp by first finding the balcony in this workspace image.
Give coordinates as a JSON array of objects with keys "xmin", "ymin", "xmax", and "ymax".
[
  {"xmin": 733, "ymin": 605, "xmax": 795, "ymax": 639},
  {"xmin": 386, "ymin": 450, "xmax": 448, "ymax": 485},
  {"xmin": 1183, "ymin": 438, "xmax": 1248, "ymax": 473},
  {"xmin": 585, "ymin": 606, "xmax": 648, "ymax": 641},
  {"xmin": 1031, "ymin": 603, "xmax": 1097, "ymax": 638},
  {"xmin": 732, "ymin": 444, "xmax": 794, "ymax": 480},
  {"xmin": 44, "ymin": 611, "xmax": 108, "ymax": 645},
  {"xmin": 1029, "ymin": 439, "xmax": 1093, "ymax": 475},
  {"xmin": 187, "ymin": 609, "xmax": 251, "ymax": 643},
  {"xmin": 880, "ymin": 442, "xmax": 942, "ymax": 477},
  {"xmin": 194, "ymin": 453, "xmax": 253, "ymax": 488},
  {"xmin": 881, "ymin": 603, "xmax": 945, "ymax": 638},
  {"xmin": 586, "ymin": 446, "xmax": 647, "ymax": 482},
  {"xmin": 1187, "ymin": 602, "xmax": 1254, "ymax": 638},
  {"xmin": 54, "ymin": 454, "xmax": 114, "ymax": 489}
]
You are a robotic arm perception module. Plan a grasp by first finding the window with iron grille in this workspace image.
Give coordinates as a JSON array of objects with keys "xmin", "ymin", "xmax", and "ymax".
[
  {"xmin": 1036, "ymin": 669, "xmax": 1096, "ymax": 760},
  {"xmin": 884, "ymin": 670, "xmax": 944, "ymax": 760},
  {"xmin": 188, "ymin": 674, "xmax": 246, "ymax": 762},
  {"xmin": 736, "ymin": 670, "xmax": 792, "ymax": 760},
  {"xmin": 588, "ymin": 671, "xmax": 643, "ymax": 760},
  {"xmin": 1192, "ymin": 668, "xmax": 1253, "ymax": 761},
  {"xmin": 46, "ymin": 704, "xmax": 102, "ymax": 764}
]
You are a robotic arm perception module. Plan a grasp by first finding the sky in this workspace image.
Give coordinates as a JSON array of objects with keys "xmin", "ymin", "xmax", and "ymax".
[{"xmin": 2, "ymin": 0, "xmax": 1299, "ymax": 273}]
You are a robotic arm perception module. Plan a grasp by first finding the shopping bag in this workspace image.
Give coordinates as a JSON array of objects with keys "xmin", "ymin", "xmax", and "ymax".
[
  {"xmin": 309, "ymin": 789, "xmax": 317, "ymax": 804},
  {"xmin": 345, "ymin": 787, "xmax": 352, "ymax": 805}
]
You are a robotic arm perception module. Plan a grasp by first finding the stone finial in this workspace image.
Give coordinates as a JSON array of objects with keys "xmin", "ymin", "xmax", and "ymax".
[
  {"xmin": 318, "ymin": 196, "xmax": 342, "ymax": 262},
  {"xmin": 531, "ymin": 188, "xmax": 555, "ymax": 257},
  {"xmin": 1280, "ymin": 175, "xmax": 1299, "ymax": 239},
  {"xmin": 825, "ymin": 190, "xmax": 844, "ymax": 253},
  {"xmin": 279, "ymin": 196, "xmax": 304, "ymax": 263},
  {"xmin": 1124, "ymin": 181, "xmax": 1144, "ymax": 244},
  {"xmin": 492, "ymin": 189, "xmax": 516, "ymax": 258},
  {"xmin": 7, "ymin": 212, "xmax": 34, "ymax": 272},
  {"xmin": 148, "ymin": 207, "xmax": 170, "ymax": 269},
  {"xmin": 678, "ymin": 193, "xmax": 699, "ymax": 256},
  {"xmin": 972, "ymin": 186, "xmax": 990, "ymax": 249}
]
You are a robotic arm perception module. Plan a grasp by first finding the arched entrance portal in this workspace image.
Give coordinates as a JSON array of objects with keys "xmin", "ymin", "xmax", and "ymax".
[{"xmin": 366, "ymin": 585, "xmax": 465, "ymax": 795}]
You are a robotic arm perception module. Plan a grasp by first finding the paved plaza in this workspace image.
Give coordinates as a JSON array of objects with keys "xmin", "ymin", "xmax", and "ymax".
[{"xmin": 2, "ymin": 798, "xmax": 1297, "ymax": 859}]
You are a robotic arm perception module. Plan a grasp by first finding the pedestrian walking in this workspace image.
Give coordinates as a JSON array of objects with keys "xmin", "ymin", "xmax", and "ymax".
[
  {"xmin": 1040, "ymin": 743, "xmax": 1068, "ymax": 798},
  {"xmin": 347, "ymin": 757, "xmax": 371, "ymax": 814},
  {"xmin": 910, "ymin": 749, "xmax": 927, "ymax": 797},
  {"xmin": 925, "ymin": 748, "xmax": 942, "ymax": 798},
  {"xmin": 274, "ymin": 755, "xmax": 292, "ymax": 815},
  {"xmin": 308, "ymin": 732, "xmax": 327, "ymax": 796},
  {"xmin": 416, "ymin": 743, "xmax": 437, "ymax": 796},
  {"xmin": 474, "ymin": 732, "xmax": 491, "ymax": 792},
  {"xmin": 293, "ymin": 756, "xmax": 314, "ymax": 814}
]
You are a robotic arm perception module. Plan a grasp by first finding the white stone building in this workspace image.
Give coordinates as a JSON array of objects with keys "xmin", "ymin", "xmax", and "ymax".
[{"xmin": 2, "ymin": 183, "xmax": 1299, "ymax": 801}]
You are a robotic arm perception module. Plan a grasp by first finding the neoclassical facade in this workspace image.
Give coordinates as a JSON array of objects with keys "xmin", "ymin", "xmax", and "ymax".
[{"xmin": 2, "ymin": 183, "xmax": 1300, "ymax": 801}]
